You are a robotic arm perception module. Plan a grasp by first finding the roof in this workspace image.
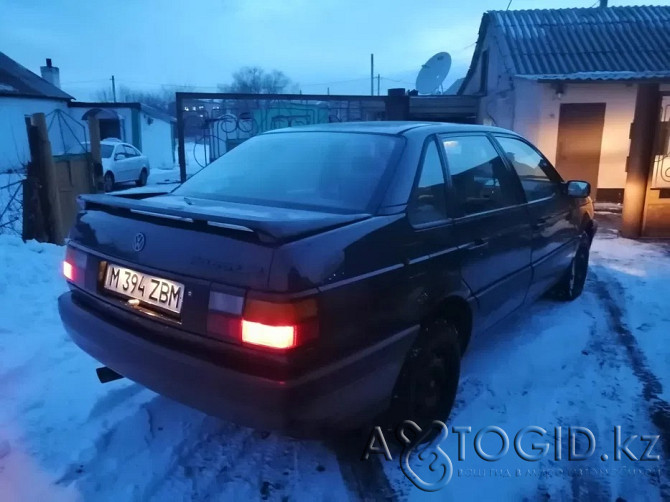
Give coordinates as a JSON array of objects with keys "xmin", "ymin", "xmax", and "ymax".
[
  {"xmin": 69, "ymin": 101, "xmax": 175, "ymax": 123},
  {"xmin": 460, "ymin": 6, "xmax": 670, "ymax": 92},
  {"xmin": 139, "ymin": 103, "xmax": 176, "ymax": 123},
  {"xmin": 0, "ymin": 52, "xmax": 73, "ymax": 100},
  {"xmin": 265, "ymin": 121, "xmax": 511, "ymax": 136},
  {"xmin": 518, "ymin": 70, "xmax": 670, "ymax": 83}
]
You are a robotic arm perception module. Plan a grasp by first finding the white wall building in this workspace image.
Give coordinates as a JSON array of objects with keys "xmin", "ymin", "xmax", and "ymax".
[
  {"xmin": 459, "ymin": 5, "xmax": 670, "ymax": 202},
  {"xmin": 69, "ymin": 103, "xmax": 175, "ymax": 169},
  {"xmin": 0, "ymin": 54, "xmax": 74, "ymax": 172}
]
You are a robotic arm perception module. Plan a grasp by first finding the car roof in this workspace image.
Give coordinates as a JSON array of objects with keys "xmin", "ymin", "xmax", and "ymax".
[
  {"xmin": 264, "ymin": 121, "xmax": 515, "ymax": 136},
  {"xmin": 101, "ymin": 141, "xmax": 135, "ymax": 148}
]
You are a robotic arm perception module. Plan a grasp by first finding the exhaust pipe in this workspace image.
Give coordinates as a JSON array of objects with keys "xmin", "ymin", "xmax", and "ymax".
[{"xmin": 96, "ymin": 366, "xmax": 124, "ymax": 383}]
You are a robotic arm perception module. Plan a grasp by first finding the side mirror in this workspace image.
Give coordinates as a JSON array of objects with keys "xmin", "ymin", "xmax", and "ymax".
[
  {"xmin": 566, "ymin": 180, "xmax": 591, "ymax": 198},
  {"xmin": 114, "ymin": 153, "xmax": 124, "ymax": 161}
]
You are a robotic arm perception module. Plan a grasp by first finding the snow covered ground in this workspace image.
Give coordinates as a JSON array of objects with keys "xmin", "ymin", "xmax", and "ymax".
[
  {"xmin": 145, "ymin": 141, "xmax": 209, "ymax": 187},
  {"xmin": 0, "ymin": 225, "xmax": 668, "ymax": 501}
]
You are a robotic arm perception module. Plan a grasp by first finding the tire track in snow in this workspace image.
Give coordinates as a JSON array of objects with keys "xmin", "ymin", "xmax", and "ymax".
[
  {"xmin": 327, "ymin": 433, "xmax": 399, "ymax": 502},
  {"xmin": 591, "ymin": 270, "xmax": 670, "ymax": 500},
  {"xmin": 591, "ymin": 271, "xmax": 670, "ymax": 459}
]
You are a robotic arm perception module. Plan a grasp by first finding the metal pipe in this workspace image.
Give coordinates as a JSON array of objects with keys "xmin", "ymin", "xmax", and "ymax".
[
  {"xmin": 370, "ymin": 54, "xmax": 374, "ymax": 96},
  {"xmin": 176, "ymin": 92, "xmax": 186, "ymax": 183},
  {"xmin": 96, "ymin": 366, "xmax": 124, "ymax": 383}
]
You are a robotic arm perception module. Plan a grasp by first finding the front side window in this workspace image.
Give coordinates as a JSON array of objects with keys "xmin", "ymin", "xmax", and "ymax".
[
  {"xmin": 409, "ymin": 139, "xmax": 447, "ymax": 225},
  {"xmin": 441, "ymin": 135, "xmax": 519, "ymax": 216},
  {"xmin": 174, "ymin": 132, "xmax": 404, "ymax": 213},
  {"xmin": 496, "ymin": 136, "xmax": 559, "ymax": 202}
]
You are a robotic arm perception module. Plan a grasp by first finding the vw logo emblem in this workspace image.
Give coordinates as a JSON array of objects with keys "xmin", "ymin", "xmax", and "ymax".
[{"xmin": 133, "ymin": 233, "xmax": 146, "ymax": 252}]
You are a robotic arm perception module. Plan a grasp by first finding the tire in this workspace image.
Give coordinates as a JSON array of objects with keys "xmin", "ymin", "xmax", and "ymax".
[
  {"xmin": 103, "ymin": 172, "xmax": 115, "ymax": 192},
  {"xmin": 386, "ymin": 319, "xmax": 461, "ymax": 429},
  {"xmin": 553, "ymin": 232, "xmax": 591, "ymax": 301},
  {"xmin": 136, "ymin": 168, "xmax": 148, "ymax": 187}
]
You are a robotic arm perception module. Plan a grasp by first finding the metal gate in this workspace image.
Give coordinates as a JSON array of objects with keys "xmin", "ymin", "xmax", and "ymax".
[{"xmin": 175, "ymin": 91, "xmax": 479, "ymax": 182}]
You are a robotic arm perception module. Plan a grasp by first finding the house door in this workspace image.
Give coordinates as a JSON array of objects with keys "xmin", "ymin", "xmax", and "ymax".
[{"xmin": 555, "ymin": 103, "xmax": 606, "ymax": 196}]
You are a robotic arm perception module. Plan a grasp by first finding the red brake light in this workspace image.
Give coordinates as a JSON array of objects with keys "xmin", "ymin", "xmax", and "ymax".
[
  {"xmin": 63, "ymin": 260, "xmax": 75, "ymax": 281},
  {"xmin": 207, "ymin": 294, "xmax": 317, "ymax": 350},
  {"xmin": 241, "ymin": 320, "xmax": 296, "ymax": 350}
]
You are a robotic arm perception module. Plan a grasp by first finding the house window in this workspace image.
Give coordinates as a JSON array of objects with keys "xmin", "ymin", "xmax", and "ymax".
[{"xmin": 480, "ymin": 49, "xmax": 489, "ymax": 94}]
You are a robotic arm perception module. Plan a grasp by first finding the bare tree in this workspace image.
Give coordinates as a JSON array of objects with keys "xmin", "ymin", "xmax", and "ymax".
[
  {"xmin": 93, "ymin": 87, "xmax": 116, "ymax": 102},
  {"xmin": 219, "ymin": 67, "xmax": 298, "ymax": 94}
]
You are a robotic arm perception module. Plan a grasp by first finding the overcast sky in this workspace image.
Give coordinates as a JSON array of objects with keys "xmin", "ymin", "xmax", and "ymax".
[{"xmin": 1, "ymin": 0, "xmax": 659, "ymax": 100}]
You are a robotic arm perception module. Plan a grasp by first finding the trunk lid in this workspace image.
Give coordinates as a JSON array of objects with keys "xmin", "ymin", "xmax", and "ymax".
[{"xmin": 70, "ymin": 192, "xmax": 370, "ymax": 289}]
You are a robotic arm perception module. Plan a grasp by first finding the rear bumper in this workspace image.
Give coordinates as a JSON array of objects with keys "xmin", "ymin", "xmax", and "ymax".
[{"xmin": 58, "ymin": 292, "xmax": 417, "ymax": 434}]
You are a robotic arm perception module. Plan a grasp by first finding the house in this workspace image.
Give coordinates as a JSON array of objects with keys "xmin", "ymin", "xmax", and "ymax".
[
  {"xmin": 459, "ymin": 5, "xmax": 670, "ymax": 203},
  {"xmin": 69, "ymin": 102, "xmax": 176, "ymax": 169},
  {"xmin": 0, "ymin": 52, "xmax": 176, "ymax": 173},
  {"xmin": 0, "ymin": 53, "xmax": 73, "ymax": 172}
]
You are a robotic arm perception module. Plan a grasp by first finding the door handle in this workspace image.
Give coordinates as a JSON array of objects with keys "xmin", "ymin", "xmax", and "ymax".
[
  {"xmin": 465, "ymin": 239, "xmax": 489, "ymax": 252},
  {"xmin": 532, "ymin": 217, "xmax": 548, "ymax": 230}
]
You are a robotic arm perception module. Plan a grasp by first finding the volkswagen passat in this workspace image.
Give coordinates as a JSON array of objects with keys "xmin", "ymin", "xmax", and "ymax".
[{"xmin": 58, "ymin": 122, "xmax": 596, "ymax": 433}]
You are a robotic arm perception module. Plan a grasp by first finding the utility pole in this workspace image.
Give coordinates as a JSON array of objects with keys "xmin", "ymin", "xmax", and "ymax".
[
  {"xmin": 370, "ymin": 54, "xmax": 374, "ymax": 96},
  {"xmin": 111, "ymin": 75, "xmax": 117, "ymax": 102},
  {"xmin": 377, "ymin": 74, "xmax": 381, "ymax": 96}
]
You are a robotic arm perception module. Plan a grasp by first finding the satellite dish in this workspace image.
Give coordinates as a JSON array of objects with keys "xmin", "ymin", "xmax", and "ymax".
[{"xmin": 415, "ymin": 52, "xmax": 452, "ymax": 94}]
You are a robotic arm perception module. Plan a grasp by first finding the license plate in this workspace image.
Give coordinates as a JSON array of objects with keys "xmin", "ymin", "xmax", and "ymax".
[{"xmin": 103, "ymin": 264, "xmax": 184, "ymax": 314}]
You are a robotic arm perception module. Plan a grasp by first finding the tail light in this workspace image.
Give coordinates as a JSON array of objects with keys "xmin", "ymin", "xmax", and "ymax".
[
  {"xmin": 241, "ymin": 321, "xmax": 296, "ymax": 350},
  {"xmin": 207, "ymin": 292, "xmax": 317, "ymax": 351},
  {"xmin": 62, "ymin": 260, "xmax": 75, "ymax": 281},
  {"xmin": 63, "ymin": 246, "xmax": 87, "ymax": 286}
]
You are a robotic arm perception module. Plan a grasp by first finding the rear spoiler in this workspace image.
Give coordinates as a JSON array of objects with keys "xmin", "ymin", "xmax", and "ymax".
[
  {"xmin": 78, "ymin": 193, "xmax": 370, "ymax": 244},
  {"xmin": 107, "ymin": 185, "xmax": 176, "ymax": 199}
]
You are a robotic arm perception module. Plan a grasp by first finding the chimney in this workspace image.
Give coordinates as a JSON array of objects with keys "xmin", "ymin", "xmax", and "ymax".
[
  {"xmin": 599, "ymin": 0, "xmax": 608, "ymax": 7},
  {"xmin": 40, "ymin": 58, "xmax": 61, "ymax": 89}
]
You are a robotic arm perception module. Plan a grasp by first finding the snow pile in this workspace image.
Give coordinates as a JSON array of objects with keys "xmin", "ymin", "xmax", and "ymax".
[{"xmin": 146, "ymin": 142, "xmax": 209, "ymax": 186}]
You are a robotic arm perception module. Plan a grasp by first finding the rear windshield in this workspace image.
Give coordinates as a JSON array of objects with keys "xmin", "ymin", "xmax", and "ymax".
[
  {"xmin": 101, "ymin": 144, "xmax": 114, "ymax": 158},
  {"xmin": 173, "ymin": 132, "xmax": 404, "ymax": 213}
]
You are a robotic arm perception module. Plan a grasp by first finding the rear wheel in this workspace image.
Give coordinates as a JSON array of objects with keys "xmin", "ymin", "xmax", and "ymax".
[
  {"xmin": 387, "ymin": 319, "xmax": 461, "ymax": 428},
  {"xmin": 136, "ymin": 168, "xmax": 148, "ymax": 187},
  {"xmin": 553, "ymin": 232, "xmax": 591, "ymax": 301},
  {"xmin": 103, "ymin": 172, "xmax": 115, "ymax": 192}
]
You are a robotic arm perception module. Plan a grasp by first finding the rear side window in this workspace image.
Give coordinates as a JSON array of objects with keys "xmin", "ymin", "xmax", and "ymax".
[
  {"xmin": 495, "ymin": 137, "xmax": 560, "ymax": 201},
  {"xmin": 441, "ymin": 136, "xmax": 519, "ymax": 216},
  {"xmin": 409, "ymin": 140, "xmax": 447, "ymax": 225},
  {"xmin": 101, "ymin": 144, "xmax": 114, "ymax": 158}
]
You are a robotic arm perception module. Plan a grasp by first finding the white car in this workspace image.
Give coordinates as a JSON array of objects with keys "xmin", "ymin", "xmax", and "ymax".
[{"xmin": 100, "ymin": 139, "xmax": 150, "ymax": 192}]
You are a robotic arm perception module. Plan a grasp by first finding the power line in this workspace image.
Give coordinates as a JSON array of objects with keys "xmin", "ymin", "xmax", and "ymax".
[
  {"xmin": 60, "ymin": 79, "xmax": 109, "ymax": 85},
  {"xmin": 381, "ymin": 76, "xmax": 415, "ymax": 86}
]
